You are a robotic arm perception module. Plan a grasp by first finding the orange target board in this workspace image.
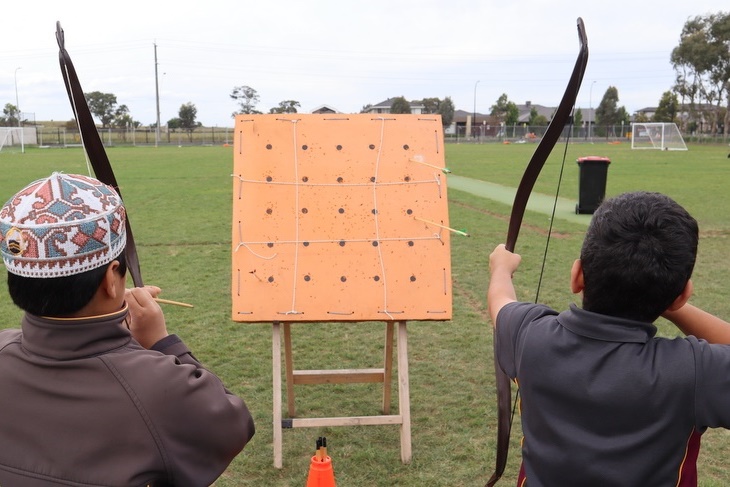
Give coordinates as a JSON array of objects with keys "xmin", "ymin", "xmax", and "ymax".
[{"xmin": 231, "ymin": 114, "xmax": 452, "ymax": 322}]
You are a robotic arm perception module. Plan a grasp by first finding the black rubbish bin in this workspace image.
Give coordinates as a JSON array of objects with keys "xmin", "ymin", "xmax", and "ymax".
[{"xmin": 575, "ymin": 156, "xmax": 610, "ymax": 214}]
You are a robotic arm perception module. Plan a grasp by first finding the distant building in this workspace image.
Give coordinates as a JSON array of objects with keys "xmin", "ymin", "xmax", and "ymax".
[
  {"xmin": 634, "ymin": 107, "xmax": 657, "ymax": 120},
  {"xmin": 449, "ymin": 109, "xmax": 500, "ymax": 136},
  {"xmin": 309, "ymin": 104, "xmax": 340, "ymax": 114},
  {"xmin": 361, "ymin": 98, "xmax": 426, "ymax": 115},
  {"xmin": 516, "ymin": 101, "xmax": 555, "ymax": 123}
]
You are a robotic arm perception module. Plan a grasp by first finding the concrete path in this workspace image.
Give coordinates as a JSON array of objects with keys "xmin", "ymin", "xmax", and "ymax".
[{"xmin": 447, "ymin": 174, "xmax": 593, "ymax": 227}]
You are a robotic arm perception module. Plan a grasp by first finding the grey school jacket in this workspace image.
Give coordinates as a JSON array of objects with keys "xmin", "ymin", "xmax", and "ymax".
[{"xmin": 0, "ymin": 307, "xmax": 255, "ymax": 486}]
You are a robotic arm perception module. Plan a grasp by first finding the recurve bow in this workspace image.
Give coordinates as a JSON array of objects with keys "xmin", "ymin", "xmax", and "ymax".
[{"xmin": 486, "ymin": 17, "xmax": 588, "ymax": 487}]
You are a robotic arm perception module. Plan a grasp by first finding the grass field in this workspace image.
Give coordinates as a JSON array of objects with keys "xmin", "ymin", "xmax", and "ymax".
[{"xmin": 1, "ymin": 140, "xmax": 730, "ymax": 486}]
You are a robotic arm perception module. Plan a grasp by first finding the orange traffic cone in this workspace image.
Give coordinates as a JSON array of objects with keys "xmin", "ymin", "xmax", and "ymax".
[{"xmin": 306, "ymin": 437, "xmax": 335, "ymax": 487}]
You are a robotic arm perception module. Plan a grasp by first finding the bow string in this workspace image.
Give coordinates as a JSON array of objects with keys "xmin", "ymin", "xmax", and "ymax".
[
  {"xmin": 486, "ymin": 17, "xmax": 588, "ymax": 487},
  {"xmin": 55, "ymin": 21, "xmax": 143, "ymax": 287}
]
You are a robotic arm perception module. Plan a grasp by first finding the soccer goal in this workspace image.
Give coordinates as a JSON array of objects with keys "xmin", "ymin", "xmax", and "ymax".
[
  {"xmin": 631, "ymin": 122, "xmax": 687, "ymax": 151},
  {"xmin": 0, "ymin": 127, "xmax": 25, "ymax": 153}
]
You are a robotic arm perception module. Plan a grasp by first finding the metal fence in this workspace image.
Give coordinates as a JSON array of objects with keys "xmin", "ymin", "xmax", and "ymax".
[
  {"xmin": 4, "ymin": 123, "xmax": 728, "ymax": 149},
  {"xmin": 29, "ymin": 126, "xmax": 234, "ymax": 147},
  {"xmin": 446, "ymin": 123, "xmax": 729, "ymax": 145}
]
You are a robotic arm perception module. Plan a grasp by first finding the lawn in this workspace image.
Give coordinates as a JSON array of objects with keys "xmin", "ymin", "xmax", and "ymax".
[{"xmin": 1, "ymin": 140, "xmax": 729, "ymax": 486}]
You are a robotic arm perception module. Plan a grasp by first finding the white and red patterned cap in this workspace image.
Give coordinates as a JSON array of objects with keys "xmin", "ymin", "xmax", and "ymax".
[{"xmin": 0, "ymin": 172, "xmax": 126, "ymax": 278}]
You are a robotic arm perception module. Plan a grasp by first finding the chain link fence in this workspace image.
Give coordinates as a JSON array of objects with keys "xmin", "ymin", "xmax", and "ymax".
[
  {"xmin": 16, "ymin": 126, "xmax": 234, "ymax": 148},
  {"xmin": 446, "ymin": 123, "xmax": 728, "ymax": 145},
  {"xmin": 3, "ymin": 123, "xmax": 728, "ymax": 149}
]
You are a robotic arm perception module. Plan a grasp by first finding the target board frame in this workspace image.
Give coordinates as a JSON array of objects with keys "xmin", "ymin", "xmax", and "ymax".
[{"xmin": 231, "ymin": 114, "xmax": 452, "ymax": 323}]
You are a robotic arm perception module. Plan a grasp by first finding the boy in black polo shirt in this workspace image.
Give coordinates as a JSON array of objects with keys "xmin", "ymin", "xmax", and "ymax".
[{"xmin": 488, "ymin": 191, "xmax": 730, "ymax": 486}]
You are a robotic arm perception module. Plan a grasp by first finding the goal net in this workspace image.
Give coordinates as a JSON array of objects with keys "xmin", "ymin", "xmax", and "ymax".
[
  {"xmin": 0, "ymin": 127, "xmax": 25, "ymax": 153},
  {"xmin": 631, "ymin": 122, "xmax": 687, "ymax": 151}
]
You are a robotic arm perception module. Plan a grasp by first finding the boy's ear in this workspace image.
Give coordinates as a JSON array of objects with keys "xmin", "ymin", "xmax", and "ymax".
[
  {"xmin": 101, "ymin": 260, "xmax": 123, "ymax": 300},
  {"xmin": 570, "ymin": 259, "xmax": 584, "ymax": 294},
  {"xmin": 667, "ymin": 279, "xmax": 694, "ymax": 312}
]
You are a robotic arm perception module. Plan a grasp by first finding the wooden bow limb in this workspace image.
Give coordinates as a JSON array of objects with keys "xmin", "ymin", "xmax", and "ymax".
[
  {"xmin": 486, "ymin": 17, "xmax": 589, "ymax": 487},
  {"xmin": 55, "ymin": 21, "xmax": 143, "ymax": 288}
]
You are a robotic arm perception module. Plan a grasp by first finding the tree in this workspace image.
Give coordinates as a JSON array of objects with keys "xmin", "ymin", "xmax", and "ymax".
[
  {"xmin": 490, "ymin": 93, "xmax": 509, "ymax": 117},
  {"xmin": 269, "ymin": 100, "xmax": 301, "ymax": 114},
  {"xmin": 671, "ymin": 12, "xmax": 730, "ymax": 135},
  {"xmin": 419, "ymin": 97, "xmax": 441, "ymax": 114},
  {"xmin": 178, "ymin": 102, "xmax": 201, "ymax": 141},
  {"xmin": 85, "ymin": 91, "xmax": 118, "ymax": 128},
  {"xmin": 437, "ymin": 97, "xmax": 455, "ymax": 128},
  {"xmin": 490, "ymin": 93, "xmax": 519, "ymax": 125},
  {"xmin": 505, "ymin": 104, "xmax": 519, "ymax": 125},
  {"xmin": 230, "ymin": 86, "xmax": 261, "ymax": 116},
  {"xmin": 390, "ymin": 96, "xmax": 411, "ymax": 114},
  {"xmin": 654, "ymin": 91, "xmax": 679, "ymax": 122},
  {"xmin": 532, "ymin": 114, "xmax": 549, "ymax": 126},
  {"xmin": 360, "ymin": 104, "xmax": 372, "ymax": 113},
  {"xmin": 1, "ymin": 103, "xmax": 20, "ymax": 127},
  {"xmin": 110, "ymin": 105, "xmax": 137, "ymax": 142},
  {"xmin": 527, "ymin": 107, "xmax": 539, "ymax": 125},
  {"xmin": 574, "ymin": 108, "xmax": 583, "ymax": 127},
  {"xmin": 616, "ymin": 106, "xmax": 630, "ymax": 125},
  {"xmin": 111, "ymin": 105, "xmax": 138, "ymax": 129},
  {"xmin": 594, "ymin": 86, "xmax": 628, "ymax": 132},
  {"xmin": 167, "ymin": 118, "xmax": 182, "ymax": 130}
]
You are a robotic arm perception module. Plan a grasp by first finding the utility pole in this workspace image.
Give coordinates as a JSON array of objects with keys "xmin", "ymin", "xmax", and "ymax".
[
  {"xmin": 473, "ymin": 80, "xmax": 480, "ymax": 139},
  {"xmin": 154, "ymin": 43, "xmax": 161, "ymax": 147},
  {"xmin": 14, "ymin": 66, "xmax": 24, "ymax": 153},
  {"xmin": 589, "ymin": 80, "xmax": 596, "ymax": 143}
]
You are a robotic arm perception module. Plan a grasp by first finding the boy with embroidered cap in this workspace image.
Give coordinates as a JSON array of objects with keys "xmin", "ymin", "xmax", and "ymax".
[
  {"xmin": 0, "ymin": 172, "xmax": 255, "ymax": 486},
  {"xmin": 488, "ymin": 191, "xmax": 730, "ymax": 486}
]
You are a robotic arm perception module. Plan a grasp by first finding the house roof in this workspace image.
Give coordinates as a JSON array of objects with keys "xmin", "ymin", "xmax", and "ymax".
[
  {"xmin": 516, "ymin": 103, "xmax": 555, "ymax": 123},
  {"xmin": 370, "ymin": 97, "xmax": 426, "ymax": 109},
  {"xmin": 309, "ymin": 104, "xmax": 340, "ymax": 114},
  {"xmin": 452, "ymin": 109, "xmax": 499, "ymax": 124}
]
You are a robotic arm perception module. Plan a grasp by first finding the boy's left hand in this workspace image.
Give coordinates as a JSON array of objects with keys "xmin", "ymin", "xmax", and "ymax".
[{"xmin": 489, "ymin": 244, "xmax": 522, "ymax": 277}]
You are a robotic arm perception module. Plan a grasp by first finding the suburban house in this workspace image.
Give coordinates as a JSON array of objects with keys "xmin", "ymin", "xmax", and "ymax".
[
  {"xmin": 361, "ymin": 98, "xmax": 426, "ymax": 115},
  {"xmin": 634, "ymin": 106, "xmax": 657, "ymax": 120},
  {"xmin": 309, "ymin": 104, "xmax": 340, "ymax": 114}
]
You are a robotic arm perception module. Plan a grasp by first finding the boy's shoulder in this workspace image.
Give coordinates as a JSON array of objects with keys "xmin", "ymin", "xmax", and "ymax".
[
  {"xmin": 500, "ymin": 301, "xmax": 559, "ymax": 322},
  {"xmin": 0, "ymin": 328, "xmax": 21, "ymax": 350}
]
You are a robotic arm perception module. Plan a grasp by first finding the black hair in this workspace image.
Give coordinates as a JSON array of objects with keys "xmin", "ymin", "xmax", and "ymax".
[
  {"xmin": 580, "ymin": 191, "xmax": 698, "ymax": 323},
  {"xmin": 7, "ymin": 251, "xmax": 127, "ymax": 317}
]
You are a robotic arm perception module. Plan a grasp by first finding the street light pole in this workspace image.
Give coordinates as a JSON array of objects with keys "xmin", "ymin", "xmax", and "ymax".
[
  {"xmin": 14, "ymin": 66, "xmax": 24, "ymax": 153},
  {"xmin": 14, "ymin": 67, "xmax": 22, "ymax": 125},
  {"xmin": 473, "ymin": 80, "xmax": 480, "ymax": 139},
  {"xmin": 154, "ymin": 43, "xmax": 161, "ymax": 147},
  {"xmin": 589, "ymin": 80, "xmax": 596, "ymax": 143}
]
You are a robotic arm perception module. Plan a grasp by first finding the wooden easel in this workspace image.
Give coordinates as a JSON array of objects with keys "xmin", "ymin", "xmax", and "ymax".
[{"xmin": 271, "ymin": 320, "xmax": 411, "ymax": 468}]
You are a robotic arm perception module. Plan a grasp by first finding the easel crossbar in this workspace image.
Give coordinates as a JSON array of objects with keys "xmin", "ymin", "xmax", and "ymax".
[
  {"xmin": 284, "ymin": 415, "xmax": 404, "ymax": 428},
  {"xmin": 293, "ymin": 368, "xmax": 385, "ymax": 384}
]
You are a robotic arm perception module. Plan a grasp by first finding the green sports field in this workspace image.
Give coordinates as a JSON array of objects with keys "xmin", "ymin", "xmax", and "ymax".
[{"xmin": 1, "ymin": 141, "xmax": 729, "ymax": 486}]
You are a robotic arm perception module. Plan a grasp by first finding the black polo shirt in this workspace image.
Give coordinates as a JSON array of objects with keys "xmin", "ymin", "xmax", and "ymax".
[{"xmin": 496, "ymin": 302, "xmax": 730, "ymax": 486}]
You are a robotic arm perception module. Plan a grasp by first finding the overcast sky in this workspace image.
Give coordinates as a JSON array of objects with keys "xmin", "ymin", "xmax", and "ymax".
[{"xmin": 1, "ymin": 1, "xmax": 724, "ymax": 128}]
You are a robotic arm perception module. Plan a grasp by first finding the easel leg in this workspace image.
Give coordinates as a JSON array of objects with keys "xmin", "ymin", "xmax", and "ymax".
[
  {"xmin": 283, "ymin": 323, "xmax": 296, "ymax": 417},
  {"xmin": 382, "ymin": 322, "xmax": 394, "ymax": 414},
  {"xmin": 272, "ymin": 322, "xmax": 283, "ymax": 469},
  {"xmin": 397, "ymin": 321, "xmax": 412, "ymax": 464}
]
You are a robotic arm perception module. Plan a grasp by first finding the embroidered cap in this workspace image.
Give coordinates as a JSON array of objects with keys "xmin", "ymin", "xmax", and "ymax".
[{"xmin": 0, "ymin": 172, "xmax": 127, "ymax": 278}]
